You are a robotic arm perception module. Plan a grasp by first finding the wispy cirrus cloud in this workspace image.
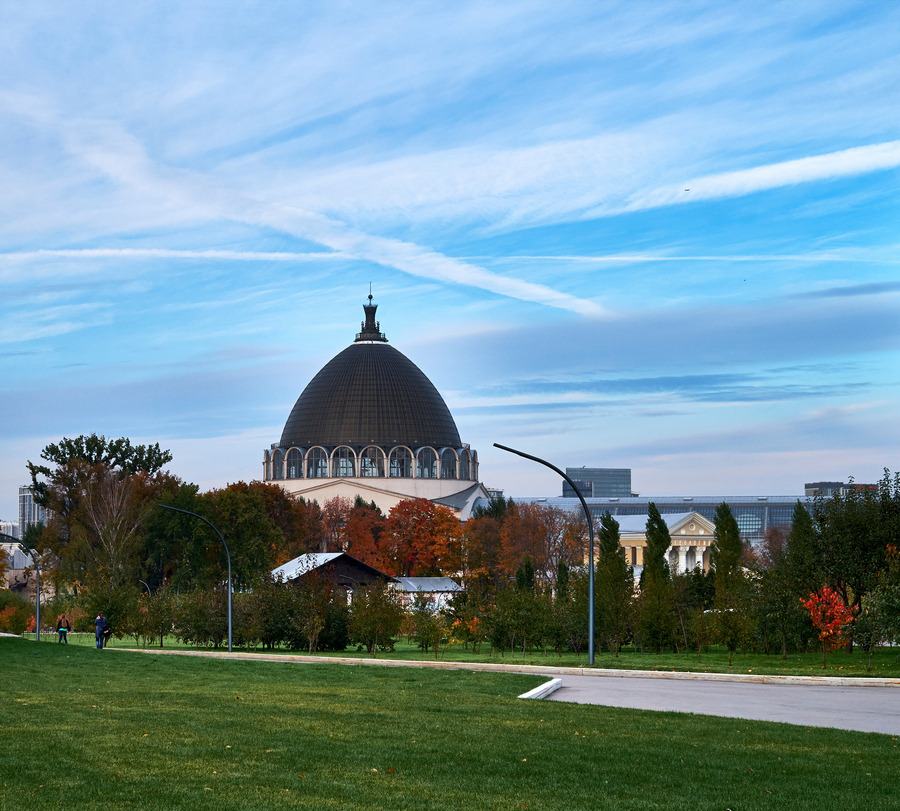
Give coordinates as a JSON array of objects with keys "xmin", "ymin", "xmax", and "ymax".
[
  {"xmin": 49, "ymin": 113, "xmax": 608, "ymax": 317},
  {"xmin": 622, "ymin": 140, "xmax": 900, "ymax": 214},
  {"xmin": 0, "ymin": 302, "xmax": 111, "ymax": 343}
]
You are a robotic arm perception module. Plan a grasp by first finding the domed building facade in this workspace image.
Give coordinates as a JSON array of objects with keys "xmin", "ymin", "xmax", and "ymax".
[{"xmin": 263, "ymin": 297, "xmax": 489, "ymax": 518}]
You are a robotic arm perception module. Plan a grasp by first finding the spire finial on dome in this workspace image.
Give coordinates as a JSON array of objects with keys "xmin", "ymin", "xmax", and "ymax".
[{"xmin": 356, "ymin": 289, "xmax": 387, "ymax": 342}]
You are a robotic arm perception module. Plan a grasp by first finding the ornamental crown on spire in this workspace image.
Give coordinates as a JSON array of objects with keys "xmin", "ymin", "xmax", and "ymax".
[{"xmin": 355, "ymin": 293, "xmax": 388, "ymax": 342}]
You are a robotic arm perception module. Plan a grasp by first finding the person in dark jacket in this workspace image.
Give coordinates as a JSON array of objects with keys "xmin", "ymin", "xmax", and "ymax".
[
  {"xmin": 94, "ymin": 612, "xmax": 107, "ymax": 649},
  {"xmin": 56, "ymin": 614, "xmax": 71, "ymax": 643}
]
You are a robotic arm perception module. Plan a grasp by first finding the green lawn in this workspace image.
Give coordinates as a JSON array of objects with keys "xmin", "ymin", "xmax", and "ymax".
[
  {"xmin": 44, "ymin": 631, "xmax": 900, "ymax": 678},
  {"xmin": 1, "ymin": 637, "xmax": 897, "ymax": 810}
]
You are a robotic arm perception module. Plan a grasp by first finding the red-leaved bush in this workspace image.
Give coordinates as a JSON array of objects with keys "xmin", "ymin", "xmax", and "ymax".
[{"xmin": 802, "ymin": 587, "xmax": 855, "ymax": 667}]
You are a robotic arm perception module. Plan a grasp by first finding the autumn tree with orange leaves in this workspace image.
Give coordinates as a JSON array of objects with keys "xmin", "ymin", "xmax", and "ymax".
[
  {"xmin": 498, "ymin": 502, "xmax": 584, "ymax": 588},
  {"xmin": 382, "ymin": 498, "xmax": 462, "ymax": 576},
  {"xmin": 344, "ymin": 501, "xmax": 387, "ymax": 570}
]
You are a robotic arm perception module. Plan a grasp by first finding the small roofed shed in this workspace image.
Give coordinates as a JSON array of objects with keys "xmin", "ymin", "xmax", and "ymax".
[
  {"xmin": 272, "ymin": 552, "xmax": 394, "ymax": 591},
  {"xmin": 392, "ymin": 576, "xmax": 464, "ymax": 610}
]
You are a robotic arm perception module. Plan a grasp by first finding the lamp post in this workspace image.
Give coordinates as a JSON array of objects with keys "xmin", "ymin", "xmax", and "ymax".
[
  {"xmin": 493, "ymin": 443, "xmax": 596, "ymax": 665},
  {"xmin": 174, "ymin": 567, "xmax": 192, "ymax": 600},
  {"xmin": 138, "ymin": 580, "xmax": 152, "ymax": 597},
  {"xmin": 158, "ymin": 505, "xmax": 232, "ymax": 652}
]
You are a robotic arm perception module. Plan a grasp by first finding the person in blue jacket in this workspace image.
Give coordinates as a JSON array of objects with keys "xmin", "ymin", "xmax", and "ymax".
[{"xmin": 94, "ymin": 612, "xmax": 107, "ymax": 649}]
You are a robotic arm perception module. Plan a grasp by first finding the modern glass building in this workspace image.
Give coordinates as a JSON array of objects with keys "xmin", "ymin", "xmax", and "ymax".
[{"xmin": 562, "ymin": 468, "xmax": 632, "ymax": 498}]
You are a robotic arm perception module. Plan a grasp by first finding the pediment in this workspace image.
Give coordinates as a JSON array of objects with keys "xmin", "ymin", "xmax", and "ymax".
[{"xmin": 669, "ymin": 511, "xmax": 716, "ymax": 539}]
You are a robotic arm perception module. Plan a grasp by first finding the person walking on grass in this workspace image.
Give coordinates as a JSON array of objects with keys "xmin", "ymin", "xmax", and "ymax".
[
  {"xmin": 56, "ymin": 614, "xmax": 71, "ymax": 644},
  {"xmin": 94, "ymin": 612, "xmax": 107, "ymax": 649}
]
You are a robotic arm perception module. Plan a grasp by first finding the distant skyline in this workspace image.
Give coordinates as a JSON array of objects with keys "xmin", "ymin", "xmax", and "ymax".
[{"xmin": 2, "ymin": 3, "xmax": 899, "ymax": 519}]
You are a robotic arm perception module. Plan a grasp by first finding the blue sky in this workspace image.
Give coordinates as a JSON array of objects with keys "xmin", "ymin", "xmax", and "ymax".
[{"xmin": 2, "ymin": 1, "xmax": 899, "ymax": 519}]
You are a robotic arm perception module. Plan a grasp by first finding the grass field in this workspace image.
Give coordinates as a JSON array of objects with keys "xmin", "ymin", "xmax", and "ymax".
[
  {"xmin": 2, "ymin": 637, "xmax": 897, "ymax": 810},
  {"xmin": 44, "ymin": 631, "xmax": 900, "ymax": 678}
]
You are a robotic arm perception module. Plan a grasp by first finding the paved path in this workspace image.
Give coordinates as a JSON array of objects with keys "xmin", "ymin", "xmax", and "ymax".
[{"xmin": 548, "ymin": 673, "xmax": 900, "ymax": 735}]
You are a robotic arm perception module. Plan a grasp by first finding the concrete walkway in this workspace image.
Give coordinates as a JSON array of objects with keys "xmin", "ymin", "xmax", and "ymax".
[
  {"xmin": 547, "ymin": 673, "xmax": 900, "ymax": 735},
  {"xmin": 116, "ymin": 647, "xmax": 900, "ymax": 735}
]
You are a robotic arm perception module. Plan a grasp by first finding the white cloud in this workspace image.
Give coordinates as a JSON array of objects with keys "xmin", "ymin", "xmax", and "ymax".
[
  {"xmin": 0, "ymin": 302, "xmax": 111, "ymax": 343},
  {"xmin": 623, "ymin": 140, "xmax": 900, "ymax": 213},
  {"xmin": 53, "ymin": 114, "xmax": 609, "ymax": 317}
]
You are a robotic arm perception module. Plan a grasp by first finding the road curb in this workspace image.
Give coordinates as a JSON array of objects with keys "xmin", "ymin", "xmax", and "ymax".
[
  {"xmin": 519, "ymin": 678, "xmax": 562, "ymax": 700},
  {"xmin": 115, "ymin": 648, "xmax": 900, "ymax": 687}
]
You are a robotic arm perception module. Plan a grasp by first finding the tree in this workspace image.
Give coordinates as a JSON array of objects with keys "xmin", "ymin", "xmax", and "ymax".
[
  {"xmin": 28, "ymin": 434, "xmax": 171, "ymax": 506},
  {"xmin": 802, "ymin": 587, "xmax": 855, "ymax": 668},
  {"xmin": 636, "ymin": 503, "xmax": 674, "ymax": 653},
  {"xmin": 292, "ymin": 572, "xmax": 341, "ymax": 653},
  {"xmin": 407, "ymin": 591, "xmax": 449, "ymax": 658},
  {"xmin": 755, "ymin": 526, "xmax": 807, "ymax": 659},
  {"xmin": 193, "ymin": 485, "xmax": 282, "ymax": 589},
  {"xmin": 27, "ymin": 435, "xmax": 173, "ymax": 589},
  {"xmin": 233, "ymin": 482, "xmax": 316, "ymax": 564},
  {"xmin": 461, "ymin": 514, "xmax": 503, "ymax": 582},
  {"xmin": 499, "ymin": 502, "xmax": 583, "ymax": 588},
  {"xmin": 78, "ymin": 465, "xmax": 158, "ymax": 588},
  {"xmin": 711, "ymin": 502, "xmax": 753, "ymax": 665},
  {"xmin": 786, "ymin": 501, "xmax": 821, "ymax": 598},
  {"xmin": 812, "ymin": 471, "xmax": 899, "ymax": 650},
  {"xmin": 382, "ymin": 499, "xmax": 461, "ymax": 576},
  {"xmin": 711, "ymin": 502, "xmax": 743, "ymax": 581},
  {"xmin": 321, "ymin": 496, "xmax": 353, "ymax": 552},
  {"xmin": 344, "ymin": 502, "xmax": 387, "ymax": 570},
  {"xmin": 348, "ymin": 583, "xmax": 404, "ymax": 655},
  {"xmin": 642, "ymin": 503, "xmax": 671, "ymax": 584},
  {"xmin": 595, "ymin": 512, "xmax": 633, "ymax": 656}
]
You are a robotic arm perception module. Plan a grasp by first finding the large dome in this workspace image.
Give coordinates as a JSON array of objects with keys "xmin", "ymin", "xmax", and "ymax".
[{"xmin": 279, "ymin": 301, "xmax": 461, "ymax": 450}]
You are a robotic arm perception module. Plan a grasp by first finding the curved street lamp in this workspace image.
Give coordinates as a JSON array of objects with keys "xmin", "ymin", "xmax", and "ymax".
[
  {"xmin": 158, "ymin": 504, "xmax": 232, "ymax": 652},
  {"xmin": 138, "ymin": 579, "xmax": 152, "ymax": 597},
  {"xmin": 173, "ymin": 567, "xmax": 193, "ymax": 600},
  {"xmin": 493, "ymin": 443, "xmax": 596, "ymax": 665}
]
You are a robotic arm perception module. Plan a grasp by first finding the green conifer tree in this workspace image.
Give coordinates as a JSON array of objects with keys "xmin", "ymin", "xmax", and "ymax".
[
  {"xmin": 596, "ymin": 512, "xmax": 633, "ymax": 655},
  {"xmin": 637, "ymin": 503, "xmax": 674, "ymax": 653},
  {"xmin": 711, "ymin": 502, "xmax": 751, "ymax": 664}
]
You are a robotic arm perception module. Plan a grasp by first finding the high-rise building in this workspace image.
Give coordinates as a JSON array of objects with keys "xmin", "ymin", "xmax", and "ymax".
[
  {"xmin": 563, "ymin": 468, "xmax": 632, "ymax": 499},
  {"xmin": 18, "ymin": 486, "xmax": 46, "ymax": 539},
  {"xmin": 0, "ymin": 521, "xmax": 20, "ymax": 539}
]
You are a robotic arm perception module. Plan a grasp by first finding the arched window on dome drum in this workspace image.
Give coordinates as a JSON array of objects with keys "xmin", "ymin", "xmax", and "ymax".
[
  {"xmin": 417, "ymin": 447, "xmax": 438, "ymax": 479},
  {"xmin": 285, "ymin": 448, "xmax": 303, "ymax": 479},
  {"xmin": 360, "ymin": 446, "xmax": 385, "ymax": 477},
  {"xmin": 459, "ymin": 450, "xmax": 471, "ymax": 481},
  {"xmin": 389, "ymin": 447, "xmax": 413, "ymax": 478},
  {"xmin": 333, "ymin": 447, "xmax": 356, "ymax": 478},
  {"xmin": 440, "ymin": 448, "xmax": 458, "ymax": 479},
  {"xmin": 307, "ymin": 447, "xmax": 328, "ymax": 478},
  {"xmin": 272, "ymin": 449, "xmax": 284, "ymax": 480}
]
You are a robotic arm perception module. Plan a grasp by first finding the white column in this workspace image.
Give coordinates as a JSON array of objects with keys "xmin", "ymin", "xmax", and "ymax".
[
  {"xmin": 677, "ymin": 546, "xmax": 687, "ymax": 574},
  {"xmin": 694, "ymin": 545, "xmax": 705, "ymax": 571}
]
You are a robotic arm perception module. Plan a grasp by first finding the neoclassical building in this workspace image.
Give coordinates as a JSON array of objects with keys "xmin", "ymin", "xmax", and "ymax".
[
  {"xmin": 614, "ymin": 511, "xmax": 715, "ymax": 576},
  {"xmin": 263, "ymin": 297, "xmax": 489, "ymax": 518}
]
